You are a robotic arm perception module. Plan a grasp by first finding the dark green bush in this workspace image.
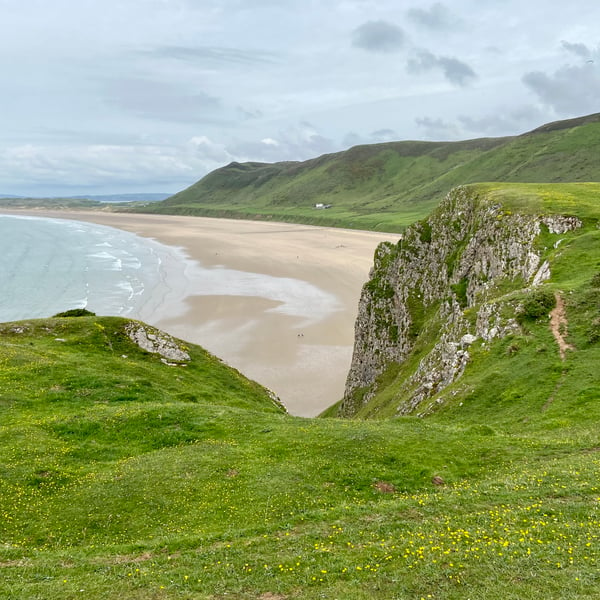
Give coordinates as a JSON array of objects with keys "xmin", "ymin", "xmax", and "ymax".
[
  {"xmin": 53, "ymin": 308, "xmax": 97, "ymax": 318},
  {"xmin": 587, "ymin": 317, "xmax": 600, "ymax": 344},
  {"xmin": 517, "ymin": 289, "xmax": 556, "ymax": 323},
  {"xmin": 450, "ymin": 277, "xmax": 469, "ymax": 308},
  {"xmin": 419, "ymin": 221, "xmax": 432, "ymax": 243}
]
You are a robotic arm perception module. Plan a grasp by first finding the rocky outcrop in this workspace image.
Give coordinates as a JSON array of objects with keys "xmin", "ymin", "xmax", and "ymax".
[
  {"xmin": 339, "ymin": 186, "xmax": 582, "ymax": 417},
  {"xmin": 125, "ymin": 322, "xmax": 191, "ymax": 365}
]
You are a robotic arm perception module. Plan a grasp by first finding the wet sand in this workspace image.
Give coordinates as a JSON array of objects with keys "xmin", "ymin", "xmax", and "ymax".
[{"xmin": 2, "ymin": 209, "xmax": 400, "ymax": 416}]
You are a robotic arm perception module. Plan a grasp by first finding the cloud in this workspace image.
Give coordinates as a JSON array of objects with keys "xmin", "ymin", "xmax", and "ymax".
[
  {"xmin": 370, "ymin": 128, "xmax": 398, "ymax": 142},
  {"xmin": 416, "ymin": 106, "xmax": 545, "ymax": 139},
  {"xmin": 342, "ymin": 128, "xmax": 399, "ymax": 148},
  {"xmin": 0, "ymin": 123, "xmax": 339, "ymax": 195},
  {"xmin": 457, "ymin": 106, "xmax": 543, "ymax": 135},
  {"xmin": 0, "ymin": 142, "xmax": 210, "ymax": 194},
  {"xmin": 561, "ymin": 41, "xmax": 592, "ymax": 59},
  {"xmin": 407, "ymin": 49, "xmax": 477, "ymax": 86},
  {"xmin": 148, "ymin": 45, "xmax": 276, "ymax": 66},
  {"xmin": 407, "ymin": 3, "xmax": 459, "ymax": 30},
  {"xmin": 236, "ymin": 106, "xmax": 264, "ymax": 120},
  {"xmin": 228, "ymin": 122, "xmax": 335, "ymax": 162},
  {"xmin": 351, "ymin": 20, "xmax": 406, "ymax": 53},
  {"xmin": 107, "ymin": 78, "xmax": 224, "ymax": 123},
  {"xmin": 415, "ymin": 117, "xmax": 460, "ymax": 140},
  {"xmin": 342, "ymin": 132, "xmax": 364, "ymax": 148},
  {"xmin": 523, "ymin": 63, "xmax": 600, "ymax": 115},
  {"xmin": 188, "ymin": 136, "xmax": 234, "ymax": 163}
]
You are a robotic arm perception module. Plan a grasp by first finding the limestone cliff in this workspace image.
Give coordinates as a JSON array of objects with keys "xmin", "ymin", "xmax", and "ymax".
[{"xmin": 339, "ymin": 185, "xmax": 582, "ymax": 418}]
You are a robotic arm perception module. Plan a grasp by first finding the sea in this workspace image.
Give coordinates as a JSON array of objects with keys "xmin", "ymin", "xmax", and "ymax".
[
  {"xmin": 0, "ymin": 214, "xmax": 341, "ymax": 326},
  {"xmin": 0, "ymin": 214, "xmax": 191, "ymax": 324}
]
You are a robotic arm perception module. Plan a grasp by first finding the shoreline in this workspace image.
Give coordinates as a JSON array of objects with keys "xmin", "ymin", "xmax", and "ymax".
[{"xmin": 0, "ymin": 209, "xmax": 400, "ymax": 416}]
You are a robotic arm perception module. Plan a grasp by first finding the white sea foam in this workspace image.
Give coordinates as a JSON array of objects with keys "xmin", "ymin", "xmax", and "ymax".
[
  {"xmin": 123, "ymin": 255, "xmax": 142, "ymax": 269},
  {"xmin": 117, "ymin": 281, "xmax": 135, "ymax": 300}
]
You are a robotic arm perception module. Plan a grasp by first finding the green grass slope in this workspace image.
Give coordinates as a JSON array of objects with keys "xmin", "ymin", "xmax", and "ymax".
[
  {"xmin": 1, "ymin": 299, "xmax": 600, "ymax": 598},
  {"xmin": 138, "ymin": 113, "xmax": 600, "ymax": 232}
]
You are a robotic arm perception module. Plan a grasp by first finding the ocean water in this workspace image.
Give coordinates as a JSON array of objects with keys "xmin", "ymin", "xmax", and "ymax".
[
  {"xmin": 0, "ymin": 215, "xmax": 191, "ymax": 323},
  {"xmin": 0, "ymin": 215, "xmax": 341, "ymax": 327}
]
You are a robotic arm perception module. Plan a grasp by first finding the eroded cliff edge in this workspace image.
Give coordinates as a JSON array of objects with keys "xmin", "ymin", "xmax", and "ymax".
[{"xmin": 338, "ymin": 185, "xmax": 583, "ymax": 418}]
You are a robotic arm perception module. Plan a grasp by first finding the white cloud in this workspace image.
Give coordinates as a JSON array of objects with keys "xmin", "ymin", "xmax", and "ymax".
[
  {"xmin": 523, "ymin": 63, "xmax": 600, "ymax": 115},
  {"xmin": 0, "ymin": 142, "xmax": 219, "ymax": 195},
  {"xmin": 228, "ymin": 123, "xmax": 335, "ymax": 163}
]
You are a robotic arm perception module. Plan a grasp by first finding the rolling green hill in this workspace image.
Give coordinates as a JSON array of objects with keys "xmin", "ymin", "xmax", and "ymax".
[
  {"xmin": 138, "ymin": 113, "xmax": 600, "ymax": 232},
  {"xmin": 2, "ymin": 183, "xmax": 600, "ymax": 600}
]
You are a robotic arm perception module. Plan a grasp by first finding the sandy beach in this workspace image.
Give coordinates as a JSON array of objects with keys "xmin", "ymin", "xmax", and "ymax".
[{"xmin": 2, "ymin": 209, "xmax": 400, "ymax": 416}]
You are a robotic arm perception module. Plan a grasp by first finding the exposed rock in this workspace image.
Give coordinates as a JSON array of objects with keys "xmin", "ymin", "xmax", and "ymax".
[
  {"xmin": 541, "ymin": 215, "xmax": 582, "ymax": 234},
  {"xmin": 8, "ymin": 326, "xmax": 27, "ymax": 334},
  {"xmin": 339, "ymin": 186, "xmax": 582, "ymax": 418},
  {"xmin": 460, "ymin": 334, "xmax": 477, "ymax": 348},
  {"xmin": 125, "ymin": 322, "xmax": 190, "ymax": 364},
  {"xmin": 532, "ymin": 260, "xmax": 551, "ymax": 286},
  {"xmin": 475, "ymin": 302, "xmax": 518, "ymax": 342}
]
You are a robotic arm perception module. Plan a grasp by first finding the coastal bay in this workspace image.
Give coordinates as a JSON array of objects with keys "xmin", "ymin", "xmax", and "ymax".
[{"xmin": 0, "ymin": 209, "xmax": 399, "ymax": 415}]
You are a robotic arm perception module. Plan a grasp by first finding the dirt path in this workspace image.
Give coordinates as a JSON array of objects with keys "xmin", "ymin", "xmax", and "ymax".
[
  {"xmin": 543, "ymin": 292, "xmax": 573, "ymax": 411},
  {"xmin": 549, "ymin": 292, "xmax": 574, "ymax": 360}
]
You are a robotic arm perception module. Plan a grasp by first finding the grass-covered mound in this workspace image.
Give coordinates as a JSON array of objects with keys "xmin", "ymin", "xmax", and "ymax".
[
  {"xmin": 138, "ymin": 113, "xmax": 600, "ymax": 232},
  {"xmin": 1, "ymin": 307, "xmax": 599, "ymax": 598}
]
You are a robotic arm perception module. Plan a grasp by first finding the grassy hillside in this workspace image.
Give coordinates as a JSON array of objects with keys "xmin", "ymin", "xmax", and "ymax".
[
  {"xmin": 137, "ymin": 113, "xmax": 600, "ymax": 232},
  {"xmin": 1, "ymin": 295, "xmax": 600, "ymax": 597}
]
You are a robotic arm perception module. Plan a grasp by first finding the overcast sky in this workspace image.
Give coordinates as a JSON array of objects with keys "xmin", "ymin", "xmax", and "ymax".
[{"xmin": 1, "ymin": 0, "xmax": 599, "ymax": 196}]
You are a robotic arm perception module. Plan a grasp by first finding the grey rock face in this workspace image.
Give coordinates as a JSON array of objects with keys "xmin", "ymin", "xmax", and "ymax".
[
  {"xmin": 532, "ymin": 261, "xmax": 551, "ymax": 287},
  {"xmin": 340, "ymin": 186, "xmax": 575, "ymax": 417},
  {"xmin": 541, "ymin": 215, "xmax": 582, "ymax": 234},
  {"xmin": 125, "ymin": 322, "xmax": 190, "ymax": 364}
]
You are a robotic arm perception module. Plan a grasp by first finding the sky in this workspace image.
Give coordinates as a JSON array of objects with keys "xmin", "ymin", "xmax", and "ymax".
[{"xmin": 1, "ymin": 0, "xmax": 599, "ymax": 196}]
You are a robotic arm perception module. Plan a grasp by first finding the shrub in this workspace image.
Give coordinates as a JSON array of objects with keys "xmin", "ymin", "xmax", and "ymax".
[
  {"xmin": 517, "ymin": 289, "xmax": 556, "ymax": 323},
  {"xmin": 587, "ymin": 317, "xmax": 600, "ymax": 344},
  {"xmin": 53, "ymin": 308, "xmax": 96, "ymax": 318},
  {"xmin": 450, "ymin": 277, "xmax": 469, "ymax": 308},
  {"xmin": 419, "ymin": 221, "xmax": 432, "ymax": 243}
]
